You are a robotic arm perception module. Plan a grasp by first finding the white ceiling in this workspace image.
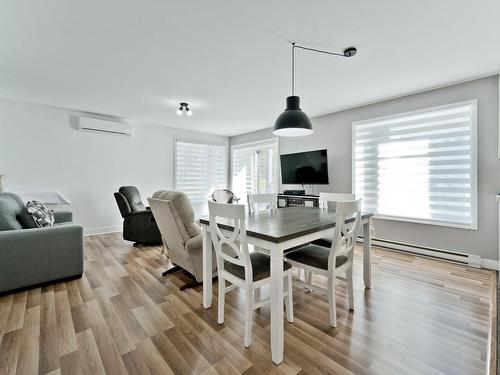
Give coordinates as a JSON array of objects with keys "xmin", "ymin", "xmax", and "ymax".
[{"xmin": 0, "ymin": 1, "xmax": 499, "ymax": 136}]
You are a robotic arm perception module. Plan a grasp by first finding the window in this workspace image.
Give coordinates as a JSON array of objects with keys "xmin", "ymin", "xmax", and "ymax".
[
  {"xmin": 175, "ymin": 141, "xmax": 228, "ymax": 204},
  {"xmin": 231, "ymin": 139, "xmax": 279, "ymax": 199},
  {"xmin": 353, "ymin": 100, "xmax": 477, "ymax": 229}
]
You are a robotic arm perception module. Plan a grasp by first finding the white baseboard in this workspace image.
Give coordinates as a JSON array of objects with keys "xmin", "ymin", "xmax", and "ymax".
[
  {"xmin": 359, "ymin": 236, "xmax": 499, "ymax": 271},
  {"xmin": 481, "ymin": 258, "xmax": 499, "ymax": 271},
  {"xmin": 84, "ymin": 226, "xmax": 121, "ymax": 236},
  {"xmin": 80, "ymin": 229, "xmax": 500, "ymax": 270}
]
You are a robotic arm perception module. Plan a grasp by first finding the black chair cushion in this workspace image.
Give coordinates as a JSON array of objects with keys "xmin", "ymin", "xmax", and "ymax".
[
  {"xmin": 285, "ymin": 244, "xmax": 348, "ymax": 270},
  {"xmin": 311, "ymin": 237, "xmax": 332, "ymax": 248},
  {"xmin": 119, "ymin": 186, "xmax": 146, "ymax": 213},
  {"xmin": 224, "ymin": 252, "xmax": 292, "ymax": 282}
]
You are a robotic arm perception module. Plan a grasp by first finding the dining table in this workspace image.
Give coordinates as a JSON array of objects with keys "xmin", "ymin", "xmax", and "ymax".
[{"xmin": 199, "ymin": 206, "xmax": 374, "ymax": 365}]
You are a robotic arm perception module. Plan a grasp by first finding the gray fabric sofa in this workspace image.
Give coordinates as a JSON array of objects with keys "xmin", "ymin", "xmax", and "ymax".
[{"xmin": 0, "ymin": 193, "xmax": 83, "ymax": 294}]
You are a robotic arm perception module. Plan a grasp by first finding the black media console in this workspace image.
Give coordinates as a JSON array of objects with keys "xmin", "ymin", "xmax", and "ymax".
[{"xmin": 277, "ymin": 193, "xmax": 320, "ymax": 208}]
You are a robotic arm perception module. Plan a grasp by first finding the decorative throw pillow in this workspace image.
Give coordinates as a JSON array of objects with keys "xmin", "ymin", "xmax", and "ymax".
[{"xmin": 26, "ymin": 201, "xmax": 55, "ymax": 228}]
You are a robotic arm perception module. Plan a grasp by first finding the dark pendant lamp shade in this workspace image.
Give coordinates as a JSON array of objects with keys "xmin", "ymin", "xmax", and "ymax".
[
  {"xmin": 273, "ymin": 43, "xmax": 356, "ymax": 137},
  {"xmin": 273, "ymin": 96, "xmax": 313, "ymax": 137}
]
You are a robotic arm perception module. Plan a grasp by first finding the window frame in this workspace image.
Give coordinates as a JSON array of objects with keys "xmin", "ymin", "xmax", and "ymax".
[
  {"xmin": 174, "ymin": 139, "xmax": 228, "ymax": 203},
  {"xmin": 351, "ymin": 100, "xmax": 478, "ymax": 230},
  {"xmin": 230, "ymin": 138, "xmax": 280, "ymax": 197}
]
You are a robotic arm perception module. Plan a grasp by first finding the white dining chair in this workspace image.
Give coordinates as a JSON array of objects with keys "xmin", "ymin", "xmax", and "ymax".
[
  {"xmin": 247, "ymin": 193, "xmax": 279, "ymax": 301},
  {"xmin": 318, "ymin": 192, "xmax": 355, "ymax": 209},
  {"xmin": 285, "ymin": 200, "xmax": 361, "ymax": 327},
  {"xmin": 247, "ymin": 193, "xmax": 278, "ymax": 213},
  {"xmin": 300, "ymin": 192, "xmax": 357, "ymax": 286},
  {"xmin": 208, "ymin": 200, "xmax": 294, "ymax": 347}
]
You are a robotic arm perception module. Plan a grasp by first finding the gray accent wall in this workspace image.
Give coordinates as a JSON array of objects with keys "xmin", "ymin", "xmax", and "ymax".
[{"xmin": 231, "ymin": 76, "xmax": 500, "ymax": 260}]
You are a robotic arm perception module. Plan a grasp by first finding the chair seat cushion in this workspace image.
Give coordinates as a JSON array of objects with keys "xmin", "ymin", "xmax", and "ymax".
[
  {"xmin": 311, "ymin": 237, "xmax": 332, "ymax": 248},
  {"xmin": 224, "ymin": 252, "xmax": 291, "ymax": 282},
  {"xmin": 285, "ymin": 244, "xmax": 348, "ymax": 270}
]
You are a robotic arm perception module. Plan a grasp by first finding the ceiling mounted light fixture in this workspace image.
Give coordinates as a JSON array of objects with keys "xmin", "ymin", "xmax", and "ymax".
[
  {"xmin": 176, "ymin": 102, "xmax": 193, "ymax": 116},
  {"xmin": 273, "ymin": 43, "xmax": 357, "ymax": 137}
]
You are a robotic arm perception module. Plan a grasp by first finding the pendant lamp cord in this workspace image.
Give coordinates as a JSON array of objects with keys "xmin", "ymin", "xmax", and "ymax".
[
  {"xmin": 291, "ymin": 43, "xmax": 295, "ymax": 96},
  {"xmin": 290, "ymin": 42, "xmax": 351, "ymax": 96}
]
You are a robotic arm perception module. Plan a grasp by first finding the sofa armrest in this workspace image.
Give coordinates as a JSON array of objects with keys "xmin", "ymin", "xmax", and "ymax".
[
  {"xmin": 0, "ymin": 224, "xmax": 83, "ymax": 249},
  {"xmin": 0, "ymin": 225, "xmax": 84, "ymax": 293},
  {"xmin": 53, "ymin": 210, "xmax": 73, "ymax": 224}
]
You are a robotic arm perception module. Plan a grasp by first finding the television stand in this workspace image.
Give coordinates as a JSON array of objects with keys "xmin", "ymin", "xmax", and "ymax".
[
  {"xmin": 283, "ymin": 189, "xmax": 305, "ymax": 195},
  {"xmin": 277, "ymin": 193, "xmax": 319, "ymax": 208}
]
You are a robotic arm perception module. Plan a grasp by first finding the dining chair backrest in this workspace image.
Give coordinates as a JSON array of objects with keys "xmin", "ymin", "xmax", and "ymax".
[
  {"xmin": 319, "ymin": 192, "xmax": 355, "ymax": 209},
  {"xmin": 212, "ymin": 189, "xmax": 238, "ymax": 204},
  {"xmin": 208, "ymin": 201, "xmax": 252, "ymax": 280},
  {"xmin": 247, "ymin": 193, "xmax": 278, "ymax": 213},
  {"xmin": 327, "ymin": 199, "xmax": 361, "ymax": 270}
]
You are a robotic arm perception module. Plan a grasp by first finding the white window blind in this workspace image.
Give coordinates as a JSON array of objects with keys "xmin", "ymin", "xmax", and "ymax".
[
  {"xmin": 175, "ymin": 141, "xmax": 228, "ymax": 204},
  {"xmin": 353, "ymin": 100, "xmax": 477, "ymax": 229},
  {"xmin": 231, "ymin": 139, "xmax": 279, "ymax": 199}
]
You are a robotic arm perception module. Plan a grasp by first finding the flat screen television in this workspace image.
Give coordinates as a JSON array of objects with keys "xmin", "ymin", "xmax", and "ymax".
[{"xmin": 280, "ymin": 149, "xmax": 329, "ymax": 185}]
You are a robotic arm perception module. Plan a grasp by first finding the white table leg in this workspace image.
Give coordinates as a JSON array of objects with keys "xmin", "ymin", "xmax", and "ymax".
[
  {"xmin": 202, "ymin": 225, "xmax": 213, "ymax": 308},
  {"xmin": 363, "ymin": 219, "xmax": 372, "ymax": 289},
  {"xmin": 270, "ymin": 247, "xmax": 284, "ymax": 364}
]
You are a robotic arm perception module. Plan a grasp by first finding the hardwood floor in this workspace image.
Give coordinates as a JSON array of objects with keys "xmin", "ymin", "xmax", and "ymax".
[{"xmin": 0, "ymin": 232, "xmax": 494, "ymax": 375}]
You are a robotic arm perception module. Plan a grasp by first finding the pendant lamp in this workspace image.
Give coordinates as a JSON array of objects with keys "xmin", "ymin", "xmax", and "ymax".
[{"xmin": 273, "ymin": 43, "xmax": 357, "ymax": 137}]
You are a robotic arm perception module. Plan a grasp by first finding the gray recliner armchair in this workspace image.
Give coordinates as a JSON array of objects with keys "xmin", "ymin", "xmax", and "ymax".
[
  {"xmin": 0, "ymin": 193, "xmax": 83, "ymax": 294},
  {"xmin": 148, "ymin": 190, "xmax": 216, "ymax": 290}
]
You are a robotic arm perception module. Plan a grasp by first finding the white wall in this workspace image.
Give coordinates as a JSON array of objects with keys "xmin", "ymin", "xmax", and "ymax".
[
  {"xmin": 0, "ymin": 98, "xmax": 228, "ymax": 234},
  {"xmin": 231, "ymin": 75, "xmax": 500, "ymax": 260}
]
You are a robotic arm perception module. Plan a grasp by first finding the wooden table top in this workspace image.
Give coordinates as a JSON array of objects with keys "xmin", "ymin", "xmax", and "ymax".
[{"xmin": 199, "ymin": 206, "xmax": 373, "ymax": 243}]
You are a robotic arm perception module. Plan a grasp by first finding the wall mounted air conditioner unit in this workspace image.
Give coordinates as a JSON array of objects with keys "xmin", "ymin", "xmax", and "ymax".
[{"xmin": 78, "ymin": 116, "xmax": 132, "ymax": 136}]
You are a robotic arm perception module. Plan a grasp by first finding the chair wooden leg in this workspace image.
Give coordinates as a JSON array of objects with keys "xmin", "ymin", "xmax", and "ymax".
[
  {"xmin": 285, "ymin": 271, "xmax": 294, "ymax": 323},
  {"xmin": 254, "ymin": 287, "xmax": 261, "ymax": 307},
  {"xmin": 327, "ymin": 275, "xmax": 337, "ymax": 327},
  {"xmin": 347, "ymin": 268, "xmax": 354, "ymax": 311},
  {"xmin": 244, "ymin": 286, "xmax": 254, "ymax": 347},
  {"xmin": 218, "ymin": 277, "xmax": 225, "ymax": 324}
]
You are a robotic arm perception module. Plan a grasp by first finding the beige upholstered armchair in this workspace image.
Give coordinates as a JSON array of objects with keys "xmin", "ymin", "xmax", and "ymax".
[{"xmin": 148, "ymin": 190, "xmax": 215, "ymax": 290}]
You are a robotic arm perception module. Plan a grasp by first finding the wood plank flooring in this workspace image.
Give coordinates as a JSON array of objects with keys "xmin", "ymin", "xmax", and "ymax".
[{"xmin": 0, "ymin": 232, "xmax": 494, "ymax": 374}]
